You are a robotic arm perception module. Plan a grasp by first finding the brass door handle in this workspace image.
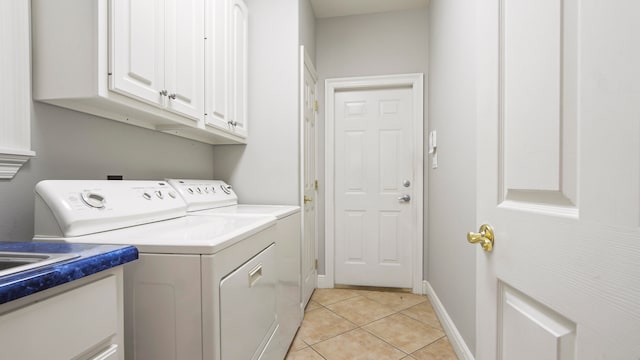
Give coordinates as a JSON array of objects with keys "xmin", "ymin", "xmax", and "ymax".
[
  {"xmin": 304, "ymin": 196, "xmax": 312, "ymax": 203},
  {"xmin": 467, "ymin": 224, "xmax": 494, "ymax": 252}
]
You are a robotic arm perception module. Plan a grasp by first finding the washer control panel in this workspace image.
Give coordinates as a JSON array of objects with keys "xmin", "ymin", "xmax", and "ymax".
[
  {"xmin": 34, "ymin": 180, "xmax": 186, "ymax": 237},
  {"xmin": 165, "ymin": 179, "xmax": 238, "ymax": 212}
]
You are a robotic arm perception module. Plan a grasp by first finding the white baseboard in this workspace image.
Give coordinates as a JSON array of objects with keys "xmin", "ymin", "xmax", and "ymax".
[
  {"xmin": 317, "ymin": 274, "xmax": 332, "ymax": 288},
  {"xmin": 424, "ymin": 281, "xmax": 475, "ymax": 360}
]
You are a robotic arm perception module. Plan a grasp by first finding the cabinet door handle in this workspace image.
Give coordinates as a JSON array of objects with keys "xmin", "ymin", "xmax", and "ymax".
[
  {"xmin": 227, "ymin": 120, "xmax": 237, "ymax": 127},
  {"xmin": 168, "ymin": 93, "xmax": 177, "ymax": 100},
  {"xmin": 159, "ymin": 89, "xmax": 168, "ymax": 96}
]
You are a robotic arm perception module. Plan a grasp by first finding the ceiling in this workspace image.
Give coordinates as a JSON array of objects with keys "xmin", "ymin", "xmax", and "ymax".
[{"xmin": 310, "ymin": 0, "xmax": 430, "ymax": 18}]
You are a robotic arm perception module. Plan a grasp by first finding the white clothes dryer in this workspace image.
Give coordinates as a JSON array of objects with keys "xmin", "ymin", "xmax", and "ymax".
[
  {"xmin": 33, "ymin": 180, "xmax": 280, "ymax": 360},
  {"xmin": 166, "ymin": 179, "xmax": 302, "ymax": 359}
]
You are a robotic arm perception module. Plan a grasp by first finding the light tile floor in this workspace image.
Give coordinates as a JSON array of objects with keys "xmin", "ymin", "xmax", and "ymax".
[{"xmin": 286, "ymin": 288, "xmax": 459, "ymax": 360}]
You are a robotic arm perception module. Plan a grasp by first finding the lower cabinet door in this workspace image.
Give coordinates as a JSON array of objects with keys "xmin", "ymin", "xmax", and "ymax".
[{"xmin": 0, "ymin": 275, "xmax": 119, "ymax": 360}]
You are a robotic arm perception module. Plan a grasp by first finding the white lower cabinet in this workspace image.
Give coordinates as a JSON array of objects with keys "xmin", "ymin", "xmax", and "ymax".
[
  {"xmin": 32, "ymin": 0, "xmax": 248, "ymax": 145},
  {"xmin": 0, "ymin": 271, "xmax": 125, "ymax": 360}
]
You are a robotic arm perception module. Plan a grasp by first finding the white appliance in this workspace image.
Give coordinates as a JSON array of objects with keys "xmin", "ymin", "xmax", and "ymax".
[
  {"xmin": 33, "ymin": 180, "xmax": 280, "ymax": 360},
  {"xmin": 166, "ymin": 179, "xmax": 302, "ymax": 359}
]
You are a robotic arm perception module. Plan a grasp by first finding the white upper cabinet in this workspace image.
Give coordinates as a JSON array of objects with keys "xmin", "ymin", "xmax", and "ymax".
[
  {"xmin": 32, "ymin": 0, "xmax": 246, "ymax": 145},
  {"xmin": 112, "ymin": 0, "xmax": 206, "ymax": 121},
  {"xmin": 205, "ymin": 0, "xmax": 248, "ymax": 138}
]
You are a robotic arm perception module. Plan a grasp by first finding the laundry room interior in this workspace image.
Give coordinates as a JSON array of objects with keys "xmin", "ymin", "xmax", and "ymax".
[{"xmin": 1, "ymin": 0, "xmax": 639, "ymax": 359}]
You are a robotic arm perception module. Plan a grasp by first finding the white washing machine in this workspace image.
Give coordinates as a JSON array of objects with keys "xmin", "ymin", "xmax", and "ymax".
[
  {"xmin": 166, "ymin": 179, "xmax": 302, "ymax": 359},
  {"xmin": 33, "ymin": 180, "xmax": 280, "ymax": 360}
]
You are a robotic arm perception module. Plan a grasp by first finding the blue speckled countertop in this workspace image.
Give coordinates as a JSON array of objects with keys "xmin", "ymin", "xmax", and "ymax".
[{"xmin": 0, "ymin": 242, "xmax": 138, "ymax": 305}]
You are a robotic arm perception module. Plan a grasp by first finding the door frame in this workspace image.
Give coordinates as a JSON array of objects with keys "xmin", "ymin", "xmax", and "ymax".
[
  {"xmin": 324, "ymin": 73, "xmax": 424, "ymax": 294},
  {"xmin": 299, "ymin": 45, "xmax": 318, "ymax": 308}
]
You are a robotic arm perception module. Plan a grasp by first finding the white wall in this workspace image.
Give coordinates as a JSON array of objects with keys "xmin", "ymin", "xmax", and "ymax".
[
  {"xmin": 212, "ymin": 0, "xmax": 301, "ymax": 205},
  {"xmin": 0, "ymin": 102, "xmax": 214, "ymax": 242},
  {"xmin": 427, "ymin": 0, "xmax": 477, "ymax": 354},
  {"xmin": 299, "ymin": 0, "xmax": 316, "ymax": 62},
  {"xmin": 315, "ymin": 8, "xmax": 429, "ymax": 275}
]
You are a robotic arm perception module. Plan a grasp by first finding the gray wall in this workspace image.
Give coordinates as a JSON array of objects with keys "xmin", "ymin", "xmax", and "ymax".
[
  {"xmin": 299, "ymin": 0, "xmax": 316, "ymax": 62},
  {"xmin": 0, "ymin": 102, "xmax": 214, "ymax": 242},
  {"xmin": 427, "ymin": 0, "xmax": 477, "ymax": 354},
  {"xmin": 315, "ymin": 8, "xmax": 429, "ymax": 275},
  {"xmin": 212, "ymin": 0, "xmax": 301, "ymax": 205}
]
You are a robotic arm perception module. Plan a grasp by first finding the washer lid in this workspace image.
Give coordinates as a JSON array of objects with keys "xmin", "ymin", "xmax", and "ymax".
[{"xmin": 34, "ymin": 215, "xmax": 276, "ymax": 255}]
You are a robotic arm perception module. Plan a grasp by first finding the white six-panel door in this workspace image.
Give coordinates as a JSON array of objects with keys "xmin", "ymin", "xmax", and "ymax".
[
  {"xmin": 333, "ymin": 86, "xmax": 414, "ymax": 288},
  {"xmin": 475, "ymin": 0, "xmax": 640, "ymax": 358}
]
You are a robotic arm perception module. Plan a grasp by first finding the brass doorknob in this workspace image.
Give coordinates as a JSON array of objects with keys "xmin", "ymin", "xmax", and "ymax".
[
  {"xmin": 304, "ymin": 196, "xmax": 313, "ymax": 203},
  {"xmin": 467, "ymin": 224, "xmax": 494, "ymax": 252}
]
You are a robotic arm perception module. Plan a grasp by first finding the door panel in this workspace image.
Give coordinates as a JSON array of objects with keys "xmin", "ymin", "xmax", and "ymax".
[
  {"xmin": 111, "ymin": 0, "xmax": 165, "ymax": 105},
  {"xmin": 501, "ymin": 0, "xmax": 578, "ymax": 209},
  {"xmin": 334, "ymin": 87, "xmax": 413, "ymax": 288},
  {"xmin": 499, "ymin": 285, "xmax": 576, "ymax": 360},
  {"xmin": 476, "ymin": 0, "xmax": 640, "ymax": 358}
]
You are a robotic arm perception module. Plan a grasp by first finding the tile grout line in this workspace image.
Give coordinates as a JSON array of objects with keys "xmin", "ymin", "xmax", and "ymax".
[
  {"xmin": 319, "ymin": 297, "xmax": 420, "ymax": 357},
  {"xmin": 329, "ymin": 299, "xmax": 449, "ymax": 357},
  {"xmin": 307, "ymin": 297, "xmax": 412, "ymax": 357},
  {"xmin": 296, "ymin": 290, "xmax": 453, "ymax": 359}
]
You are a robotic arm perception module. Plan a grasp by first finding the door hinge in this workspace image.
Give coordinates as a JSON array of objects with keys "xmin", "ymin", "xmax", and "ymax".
[
  {"xmin": 314, "ymin": 259, "xmax": 318, "ymax": 270},
  {"xmin": 313, "ymin": 100, "xmax": 319, "ymax": 112},
  {"xmin": 314, "ymin": 180, "xmax": 319, "ymax": 190}
]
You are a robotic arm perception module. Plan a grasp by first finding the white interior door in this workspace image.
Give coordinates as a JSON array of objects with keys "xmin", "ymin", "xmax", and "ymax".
[
  {"xmin": 301, "ymin": 48, "xmax": 318, "ymax": 307},
  {"xmin": 333, "ymin": 86, "xmax": 414, "ymax": 288},
  {"xmin": 475, "ymin": 0, "xmax": 640, "ymax": 359}
]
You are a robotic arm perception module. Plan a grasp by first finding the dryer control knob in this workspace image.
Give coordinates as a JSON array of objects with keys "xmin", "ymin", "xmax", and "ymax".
[{"xmin": 81, "ymin": 192, "xmax": 106, "ymax": 208}]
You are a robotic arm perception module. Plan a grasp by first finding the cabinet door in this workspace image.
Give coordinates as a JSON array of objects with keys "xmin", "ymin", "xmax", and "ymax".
[
  {"xmin": 228, "ymin": 0, "xmax": 248, "ymax": 137},
  {"xmin": 111, "ymin": 0, "xmax": 165, "ymax": 106},
  {"xmin": 0, "ymin": 276, "xmax": 120, "ymax": 360},
  {"xmin": 205, "ymin": 0, "xmax": 229, "ymax": 130},
  {"xmin": 165, "ymin": 0, "xmax": 205, "ymax": 121}
]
